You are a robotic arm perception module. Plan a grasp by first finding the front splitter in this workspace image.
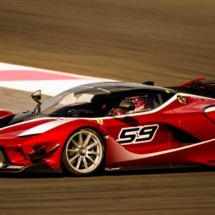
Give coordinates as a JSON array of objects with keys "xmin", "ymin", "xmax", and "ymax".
[{"xmin": 0, "ymin": 163, "xmax": 63, "ymax": 174}]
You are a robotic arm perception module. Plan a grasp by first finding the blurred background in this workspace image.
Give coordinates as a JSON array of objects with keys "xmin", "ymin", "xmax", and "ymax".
[
  {"xmin": 0, "ymin": 1, "xmax": 215, "ymax": 214},
  {"xmin": 0, "ymin": 0, "xmax": 215, "ymax": 86}
]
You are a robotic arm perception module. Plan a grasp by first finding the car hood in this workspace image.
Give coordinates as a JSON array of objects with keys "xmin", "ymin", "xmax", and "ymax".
[
  {"xmin": 0, "ymin": 116, "xmax": 59, "ymax": 139},
  {"xmin": 0, "ymin": 110, "xmax": 79, "ymax": 138}
]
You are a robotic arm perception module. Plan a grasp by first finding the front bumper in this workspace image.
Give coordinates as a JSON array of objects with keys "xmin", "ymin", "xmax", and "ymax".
[
  {"xmin": 0, "ymin": 149, "xmax": 62, "ymax": 173},
  {"xmin": 0, "ymin": 150, "xmax": 26, "ymax": 172}
]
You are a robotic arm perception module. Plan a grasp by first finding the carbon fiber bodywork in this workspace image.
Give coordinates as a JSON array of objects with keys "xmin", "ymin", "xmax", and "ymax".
[{"xmin": 168, "ymin": 78, "xmax": 215, "ymax": 98}]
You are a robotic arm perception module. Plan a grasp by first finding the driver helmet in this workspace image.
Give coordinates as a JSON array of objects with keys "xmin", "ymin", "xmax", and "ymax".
[{"xmin": 129, "ymin": 96, "xmax": 145, "ymax": 112}]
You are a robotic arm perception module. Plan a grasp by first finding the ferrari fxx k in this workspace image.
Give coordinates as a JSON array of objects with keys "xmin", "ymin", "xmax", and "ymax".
[{"xmin": 0, "ymin": 80, "xmax": 215, "ymax": 176}]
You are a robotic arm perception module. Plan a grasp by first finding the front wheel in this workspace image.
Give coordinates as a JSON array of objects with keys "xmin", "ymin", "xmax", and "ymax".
[{"xmin": 62, "ymin": 128, "xmax": 106, "ymax": 176}]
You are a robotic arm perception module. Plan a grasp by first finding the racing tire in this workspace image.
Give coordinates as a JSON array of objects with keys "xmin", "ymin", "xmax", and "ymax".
[{"xmin": 62, "ymin": 128, "xmax": 106, "ymax": 176}]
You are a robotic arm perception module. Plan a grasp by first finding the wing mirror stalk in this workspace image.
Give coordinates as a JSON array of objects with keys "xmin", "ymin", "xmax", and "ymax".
[
  {"xmin": 31, "ymin": 90, "xmax": 42, "ymax": 114},
  {"xmin": 31, "ymin": 90, "xmax": 42, "ymax": 105}
]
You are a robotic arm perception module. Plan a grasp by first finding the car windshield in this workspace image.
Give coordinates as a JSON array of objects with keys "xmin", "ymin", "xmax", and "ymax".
[{"xmin": 39, "ymin": 86, "xmax": 112, "ymax": 116}]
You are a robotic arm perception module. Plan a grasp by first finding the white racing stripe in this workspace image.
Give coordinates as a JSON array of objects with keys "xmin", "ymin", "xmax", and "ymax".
[
  {"xmin": 0, "ymin": 117, "xmax": 56, "ymax": 131},
  {"xmin": 140, "ymin": 137, "xmax": 215, "ymax": 159},
  {"xmin": 18, "ymin": 118, "xmax": 71, "ymax": 137}
]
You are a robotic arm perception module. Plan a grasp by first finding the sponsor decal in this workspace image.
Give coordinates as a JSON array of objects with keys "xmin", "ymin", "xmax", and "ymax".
[
  {"xmin": 117, "ymin": 124, "xmax": 159, "ymax": 145},
  {"xmin": 104, "ymin": 135, "xmax": 109, "ymax": 139},
  {"xmin": 166, "ymin": 89, "xmax": 170, "ymax": 93}
]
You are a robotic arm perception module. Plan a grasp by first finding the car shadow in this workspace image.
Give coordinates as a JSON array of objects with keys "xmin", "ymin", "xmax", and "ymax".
[
  {"xmin": 0, "ymin": 166, "xmax": 214, "ymax": 178},
  {"xmin": 0, "ymin": 171, "xmax": 64, "ymax": 178},
  {"xmin": 103, "ymin": 166, "xmax": 215, "ymax": 176}
]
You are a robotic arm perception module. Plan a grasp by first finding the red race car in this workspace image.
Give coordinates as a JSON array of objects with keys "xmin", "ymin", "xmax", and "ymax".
[{"xmin": 0, "ymin": 80, "xmax": 215, "ymax": 176}]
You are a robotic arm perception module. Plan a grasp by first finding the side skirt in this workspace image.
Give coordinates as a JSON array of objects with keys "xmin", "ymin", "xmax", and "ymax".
[
  {"xmin": 0, "ymin": 163, "xmax": 63, "ymax": 174},
  {"xmin": 105, "ymin": 164, "xmax": 206, "ymax": 172}
]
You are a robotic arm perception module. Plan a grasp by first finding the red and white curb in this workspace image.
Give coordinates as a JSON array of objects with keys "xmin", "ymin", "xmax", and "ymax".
[{"xmin": 0, "ymin": 63, "xmax": 114, "ymax": 96}]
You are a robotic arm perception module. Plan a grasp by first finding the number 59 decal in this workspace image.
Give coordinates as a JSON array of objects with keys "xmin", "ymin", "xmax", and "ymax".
[{"xmin": 117, "ymin": 124, "xmax": 159, "ymax": 145}]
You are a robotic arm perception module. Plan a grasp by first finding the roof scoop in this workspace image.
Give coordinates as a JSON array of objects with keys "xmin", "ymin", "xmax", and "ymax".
[{"xmin": 142, "ymin": 81, "xmax": 154, "ymax": 86}]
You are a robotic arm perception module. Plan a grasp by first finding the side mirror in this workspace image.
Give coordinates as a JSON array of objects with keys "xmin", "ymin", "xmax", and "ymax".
[
  {"xmin": 119, "ymin": 100, "xmax": 135, "ymax": 111},
  {"xmin": 31, "ymin": 90, "xmax": 42, "ymax": 105}
]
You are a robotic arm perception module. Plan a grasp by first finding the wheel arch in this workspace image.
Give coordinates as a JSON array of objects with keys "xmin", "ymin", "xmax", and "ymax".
[
  {"xmin": 60, "ymin": 118, "xmax": 109, "ymax": 152},
  {"xmin": 62, "ymin": 125, "xmax": 108, "ymax": 152}
]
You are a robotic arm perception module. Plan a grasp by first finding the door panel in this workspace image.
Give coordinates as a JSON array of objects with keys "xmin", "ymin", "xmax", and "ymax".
[{"xmin": 103, "ymin": 108, "xmax": 179, "ymax": 166}]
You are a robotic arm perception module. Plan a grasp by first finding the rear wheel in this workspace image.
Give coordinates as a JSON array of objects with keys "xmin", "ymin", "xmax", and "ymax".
[{"xmin": 62, "ymin": 128, "xmax": 105, "ymax": 176}]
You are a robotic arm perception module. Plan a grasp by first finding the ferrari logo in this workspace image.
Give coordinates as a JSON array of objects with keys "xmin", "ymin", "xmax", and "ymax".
[
  {"xmin": 97, "ymin": 119, "xmax": 103, "ymax": 125},
  {"xmin": 177, "ymin": 95, "xmax": 187, "ymax": 104},
  {"xmin": 166, "ymin": 89, "xmax": 170, "ymax": 93}
]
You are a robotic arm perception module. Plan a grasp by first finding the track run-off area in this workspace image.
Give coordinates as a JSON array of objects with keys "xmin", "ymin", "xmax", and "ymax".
[{"xmin": 0, "ymin": 0, "xmax": 215, "ymax": 214}]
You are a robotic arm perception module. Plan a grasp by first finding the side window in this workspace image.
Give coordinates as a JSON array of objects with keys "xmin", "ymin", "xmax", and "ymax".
[
  {"xmin": 111, "ymin": 93, "xmax": 161, "ymax": 116},
  {"xmin": 143, "ymin": 94, "xmax": 160, "ymax": 110}
]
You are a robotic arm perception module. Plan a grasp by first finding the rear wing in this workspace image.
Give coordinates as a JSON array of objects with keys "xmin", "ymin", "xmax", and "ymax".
[
  {"xmin": 168, "ymin": 78, "xmax": 215, "ymax": 98},
  {"xmin": 179, "ymin": 77, "xmax": 206, "ymax": 87}
]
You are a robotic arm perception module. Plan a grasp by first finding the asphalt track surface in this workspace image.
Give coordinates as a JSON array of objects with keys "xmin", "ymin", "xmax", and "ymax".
[{"xmin": 1, "ymin": 0, "xmax": 215, "ymax": 214}]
